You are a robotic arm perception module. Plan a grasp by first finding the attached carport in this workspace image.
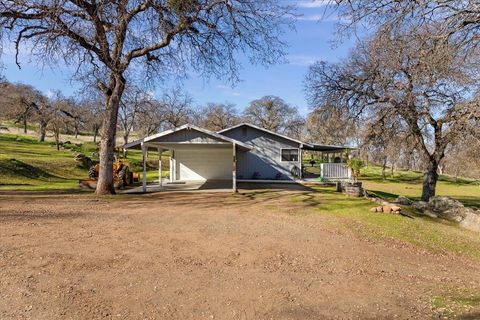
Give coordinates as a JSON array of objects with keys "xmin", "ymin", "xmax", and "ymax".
[{"xmin": 123, "ymin": 124, "xmax": 251, "ymax": 193}]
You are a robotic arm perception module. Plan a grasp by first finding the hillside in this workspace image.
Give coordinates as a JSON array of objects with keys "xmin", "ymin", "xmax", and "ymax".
[
  {"xmin": 0, "ymin": 133, "xmax": 163, "ymax": 191},
  {"xmin": 0, "ymin": 134, "xmax": 89, "ymax": 191}
]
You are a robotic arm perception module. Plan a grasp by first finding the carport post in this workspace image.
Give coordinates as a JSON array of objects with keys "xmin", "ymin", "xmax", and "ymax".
[
  {"xmin": 232, "ymin": 143, "xmax": 237, "ymax": 192},
  {"xmin": 157, "ymin": 147, "xmax": 163, "ymax": 187},
  {"xmin": 141, "ymin": 142, "xmax": 147, "ymax": 193}
]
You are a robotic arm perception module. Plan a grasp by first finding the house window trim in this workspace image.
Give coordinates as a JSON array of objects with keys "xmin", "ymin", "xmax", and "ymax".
[{"xmin": 280, "ymin": 148, "xmax": 299, "ymax": 162}]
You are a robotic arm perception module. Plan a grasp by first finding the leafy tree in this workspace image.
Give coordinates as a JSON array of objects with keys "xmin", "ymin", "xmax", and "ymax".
[{"xmin": 346, "ymin": 158, "xmax": 364, "ymax": 182}]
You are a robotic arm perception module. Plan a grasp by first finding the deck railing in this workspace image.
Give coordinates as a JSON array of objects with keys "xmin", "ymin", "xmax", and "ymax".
[{"xmin": 320, "ymin": 163, "xmax": 351, "ymax": 180}]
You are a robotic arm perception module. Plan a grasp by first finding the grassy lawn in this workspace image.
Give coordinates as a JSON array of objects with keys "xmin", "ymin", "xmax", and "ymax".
[
  {"xmin": 291, "ymin": 184, "xmax": 480, "ymax": 261},
  {"xmin": 0, "ymin": 133, "xmax": 167, "ymax": 191},
  {"xmin": 0, "ymin": 134, "xmax": 89, "ymax": 191},
  {"xmin": 361, "ymin": 166, "xmax": 480, "ymax": 208}
]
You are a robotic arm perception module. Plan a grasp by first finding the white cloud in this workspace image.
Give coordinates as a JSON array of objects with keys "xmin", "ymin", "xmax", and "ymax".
[
  {"xmin": 297, "ymin": 0, "xmax": 331, "ymax": 9},
  {"xmin": 296, "ymin": 14, "xmax": 323, "ymax": 21},
  {"xmin": 287, "ymin": 54, "xmax": 322, "ymax": 67},
  {"xmin": 215, "ymin": 84, "xmax": 242, "ymax": 97}
]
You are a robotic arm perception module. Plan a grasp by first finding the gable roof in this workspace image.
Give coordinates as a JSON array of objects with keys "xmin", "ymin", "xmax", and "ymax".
[
  {"xmin": 218, "ymin": 123, "xmax": 312, "ymax": 148},
  {"xmin": 124, "ymin": 124, "xmax": 252, "ymax": 150}
]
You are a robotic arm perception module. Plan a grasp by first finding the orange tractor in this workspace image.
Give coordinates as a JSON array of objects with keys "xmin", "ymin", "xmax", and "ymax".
[
  {"xmin": 80, "ymin": 160, "xmax": 139, "ymax": 189},
  {"xmin": 79, "ymin": 143, "xmax": 140, "ymax": 189}
]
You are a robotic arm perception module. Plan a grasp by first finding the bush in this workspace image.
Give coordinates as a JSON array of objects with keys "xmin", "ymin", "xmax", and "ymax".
[{"xmin": 347, "ymin": 158, "xmax": 365, "ymax": 182}]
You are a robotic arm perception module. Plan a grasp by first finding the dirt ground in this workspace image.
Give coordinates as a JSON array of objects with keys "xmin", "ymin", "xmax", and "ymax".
[{"xmin": 1, "ymin": 187, "xmax": 480, "ymax": 320}]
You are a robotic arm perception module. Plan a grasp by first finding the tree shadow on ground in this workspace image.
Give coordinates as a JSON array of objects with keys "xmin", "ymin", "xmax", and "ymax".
[{"xmin": 0, "ymin": 158, "xmax": 61, "ymax": 179}]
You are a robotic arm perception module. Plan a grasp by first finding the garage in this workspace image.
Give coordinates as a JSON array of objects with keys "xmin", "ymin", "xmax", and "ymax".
[
  {"xmin": 174, "ymin": 146, "xmax": 232, "ymax": 181},
  {"xmin": 123, "ymin": 124, "xmax": 252, "ymax": 192}
]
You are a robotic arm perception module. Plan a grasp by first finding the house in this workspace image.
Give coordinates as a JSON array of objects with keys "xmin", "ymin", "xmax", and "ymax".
[{"xmin": 123, "ymin": 123, "xmax": 351, "ymax": 192}]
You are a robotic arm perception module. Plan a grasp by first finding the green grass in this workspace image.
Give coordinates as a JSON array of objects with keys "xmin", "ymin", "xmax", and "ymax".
[
  {"xmin": 0, "ymin": 134, "xmax": 89, "ymax": 191},
  {"xmin": 292, "ymin": 185, "xmax": 480, "ymax": 261},
  {"xmin": 0, "ymin": 133, "xmax": 167, "ymax": 191},
  {"xmin": 431, "ymin": 291, "xmax": 480, "ymax": 317},
  {"xmin": 361, "ymin": 166, "xmax": 480, "ymax": 208}
]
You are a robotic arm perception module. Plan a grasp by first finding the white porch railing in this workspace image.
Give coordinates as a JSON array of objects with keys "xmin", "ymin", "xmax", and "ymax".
[{"xmin": 320, "ymin": 163, "xmax": 351, "ymax": 180}]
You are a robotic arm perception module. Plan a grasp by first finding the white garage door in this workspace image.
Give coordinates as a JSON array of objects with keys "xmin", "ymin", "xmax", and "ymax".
[{"xmin": 175, "ymin": 147, "xmax": 232, "ymax": 180}]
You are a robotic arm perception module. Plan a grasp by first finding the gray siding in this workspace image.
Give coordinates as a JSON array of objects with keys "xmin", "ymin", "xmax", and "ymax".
[{"xmin": 224, "ymin": 125, "xmax": 301, "ymax": 180}]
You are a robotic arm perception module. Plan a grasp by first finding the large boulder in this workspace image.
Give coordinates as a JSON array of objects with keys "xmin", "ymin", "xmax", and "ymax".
[
  {"xmin": 460, "ymin": 210, "xmax": 480, "ymax": 233},
  {"xmin": 429, "ymin": 196, "xmax": 466, "ymax": 222},
  {"xmin": 412, "ymin": 201, "xmax": 429, "ymax": 212},
  {"xmin": 408, "ymin": 196, "xmax": 480, "ymax": 232},
  {"xmin": 396, "ymin": 196, "xmax": 413, "ymax": 206}
]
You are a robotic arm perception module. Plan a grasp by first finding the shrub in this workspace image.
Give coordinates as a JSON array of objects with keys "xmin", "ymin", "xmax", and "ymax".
[{"xmin": 346, "ymin": 158, "xmax": 365, "ymax": 182}]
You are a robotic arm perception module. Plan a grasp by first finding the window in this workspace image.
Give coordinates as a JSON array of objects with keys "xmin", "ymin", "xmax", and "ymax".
[{"xmin": 281, "ymin": 149, "xmax": 299, "ymax": 162}]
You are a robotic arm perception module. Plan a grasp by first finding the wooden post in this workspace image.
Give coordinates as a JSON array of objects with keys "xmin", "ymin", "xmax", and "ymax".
[
  {"xmin": 320, "ymin": 163, "xmax": 324, "ymax": 178},
  {"xmin": 157, "ymin": 147, "xmax": 163, "ymax": 187},
  {"xmin": 169, "ymin": 149, "xmax": 173, "ymax": 182},
  {"xmin": 169, "ymin": 149, "xmax": 176, "ymax": 182},
  {"xmin": 232, "ymin": 143, "xmax": 237, "ymax": 192},
  {"xmin": 141, "ymin": 142, "xmax": 147, "ymax": 193},
  {"xmin": 298, "ymin": 147, "xmax": 303, "ymax": 180}
]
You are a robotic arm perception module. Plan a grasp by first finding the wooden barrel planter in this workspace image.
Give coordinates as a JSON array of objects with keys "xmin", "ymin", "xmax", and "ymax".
[{"xmin": 343, "ymin": 182, "xmax": 364, "ymax": 197}]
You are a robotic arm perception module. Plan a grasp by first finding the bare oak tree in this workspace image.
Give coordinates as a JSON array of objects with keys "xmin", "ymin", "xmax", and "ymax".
[
  {"xmin": 305, "ymin": 104, "xmax": 356, "ymax": 145},
  {"xmin": 118, "ymin": 85, "xmax": 150, "ymax": 146},
  {"xmin": 0, "ymin": 0, "xmax": 294, "ymax": 194},
  {"xmin": 243, "ymin": 95, "xmax": 304, "ymax": 137},
  {"xmin": 159, "ymin": 87, "xmax": 195, "ymax": 129},
  {"xmin": 198, "ymin": 102, "xmax": 239, "ymax": 131},
  {"xmin": 305, "ymin": 28, "xmax": 480, "ymax": 201},
  {"xmin": 0, "ymin": 81, "xmax": 51, "ymax": 140},
  {"xmin": 336, "ymin": 0, "xmax": 480, "ymax": 52}
]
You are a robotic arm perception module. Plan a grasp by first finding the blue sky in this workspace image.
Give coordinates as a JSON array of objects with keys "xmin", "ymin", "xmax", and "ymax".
[{"xmin": 1, "ymin": 1, "xmax": 355, "ymax": 116}]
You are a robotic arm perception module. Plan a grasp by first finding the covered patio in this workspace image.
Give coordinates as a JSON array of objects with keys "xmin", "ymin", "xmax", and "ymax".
[
  {"xmin": 301, "ymin": 143, "xmax": 354, "ymax": 181},
  {"xmin": 123, "ymin": 124, "xmax": 251, "ymax": 193}
]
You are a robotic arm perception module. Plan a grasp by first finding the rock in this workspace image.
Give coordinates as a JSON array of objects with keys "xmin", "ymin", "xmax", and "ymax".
[
  {"xmin": 391, "ymin": 205, "xmax": 401, "ymax": 212},
  {"xmin": 376, "ymin": 206, "xmax": 383, "ymax": 212},
  {"xmin": 369, "ymin": 207, "xmax": 378, "ymax": 213},
  {"xmin": 429, "ymin": 196, "xmax": 464, "ymax": 212},
  {"xmin": 396, "ymin": 196, "xmax": 413, "ymax": 206},
  {"xmin": 412, "ymin": 201, "xmax": 429, "ymax": 212},
  {"xmin": 459, "ymin": 209, "xmax": 480, "ymax": 233},
  {"xmin": 429, "ymin": 196, "xmax": 466, "ymax": 222},
  {"xmin": 382, "ymin": 205, "xmax": 392, "ymax": 214},
  {"xmin": 420, "ymin": 210, "xmax": 438, "ymax": 218}
]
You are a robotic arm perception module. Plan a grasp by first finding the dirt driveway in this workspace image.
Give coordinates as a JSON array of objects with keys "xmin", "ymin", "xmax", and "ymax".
[{"xmin": 1, "ymin": 187, "xmax": 479, "ymax": 319}]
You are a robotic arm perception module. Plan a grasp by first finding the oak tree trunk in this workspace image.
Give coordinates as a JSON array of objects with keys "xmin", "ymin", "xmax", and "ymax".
[
  {"xmin": 93, "ymin": 126, "xmax": 99, "ymax": 143},
  {"xmin": 123, "ymin": 134, "xmax": 129, "ymax": 159},
  {"xmin": 23, "ymin": 117, "xmax": 27, "ymax": 133},
  {"xmin": 421, "ymin": 161, "xmax": 439, "ymax": 201},
  {"xmin": 95, "ymin": 75, "xmax": 126, "ymax": 195},
  {"xmin": 381, "ymin": 156, "xmax": 387, "ymax": 180},
  {"xmin": 38, "ymin": 119, "xmax": 47, "ymax": 142},
  {"xmin": 54, "ymin": 126, "xmax": 60, "ymax": 151}
]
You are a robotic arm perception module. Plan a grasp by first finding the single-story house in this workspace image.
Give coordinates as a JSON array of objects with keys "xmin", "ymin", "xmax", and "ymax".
[{"xmin": 123, "ymin": 123, "xmax": 352, "ymax": 192}]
